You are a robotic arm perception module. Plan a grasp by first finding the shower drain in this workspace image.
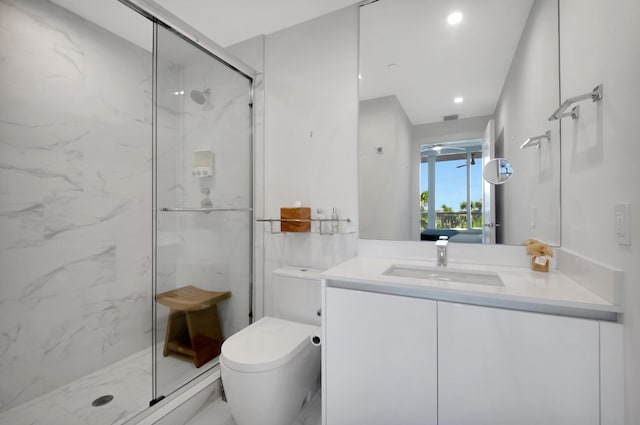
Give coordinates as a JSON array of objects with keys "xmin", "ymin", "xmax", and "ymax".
[{"xmin": 92, "ymin": 395, "xmax": 114, "ymax": 407}]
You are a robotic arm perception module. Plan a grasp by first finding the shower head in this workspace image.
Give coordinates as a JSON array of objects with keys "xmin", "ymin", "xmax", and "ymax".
[{"xmin": 190, "ymin": 88, "xmax": 211, "ymax": 105}]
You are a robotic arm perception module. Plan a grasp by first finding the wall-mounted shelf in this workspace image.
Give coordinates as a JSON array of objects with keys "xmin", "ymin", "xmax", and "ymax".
[{"xmin": 256, "ymin": 217, "xmax": 352, "ymax": 235}]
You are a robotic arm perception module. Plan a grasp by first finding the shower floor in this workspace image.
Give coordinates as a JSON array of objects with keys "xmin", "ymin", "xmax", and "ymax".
[
  {"xmin": 0, "ymin": 346, "xmax": 205, "ymax": 425},
  {"xmin": 0, "ymin": 346, "xmax": 319, "ymax": 425}
]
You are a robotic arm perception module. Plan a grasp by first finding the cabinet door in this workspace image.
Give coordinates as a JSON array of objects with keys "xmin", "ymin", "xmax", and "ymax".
[
  {"xmin": 438, "ymin": 302, "xmax": 600, "ymax": 425},
  {"xmin": 325, "ymin": 287, "xmax": 437, "ymax": 425}
]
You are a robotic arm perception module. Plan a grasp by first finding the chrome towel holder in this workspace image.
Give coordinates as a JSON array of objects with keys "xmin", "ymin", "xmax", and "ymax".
[
  {"xmin": 548, "ymin": 84, "xmax": 602, "ymax": 121},
  {"xmin": 520, "ymin": 130, "xmax": 551, "ymax": 149}
]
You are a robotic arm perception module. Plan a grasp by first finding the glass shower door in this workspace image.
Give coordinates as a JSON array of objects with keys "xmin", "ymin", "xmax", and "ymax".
[{"xmin": 153, "ymin": 23, "xmax": 253, "ymax": 399}]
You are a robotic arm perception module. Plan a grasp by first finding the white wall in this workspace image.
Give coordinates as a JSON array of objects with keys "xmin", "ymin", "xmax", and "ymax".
[
  {"xmin": 412, "ymin": 115, "xmax": 494, "ymax": 145},
  {"xmin": 227, "ymin": 35, "xmax": 267, "ymax": 321},
  {"xmin": 261, "ymin": 6, "xmax": 359, "ymax": 316},
  {"xmin": 228, "ymin": 8, "xmax": 359, "ymax": 319},
  {"xmin": 359, "ymin": 96, "xmax": 412, "ymax": 240},
  {"xmin": 559, "ymin": 1, "xmax": 640, "ymax": 423},
  {"xmin": 494, "ymin": 0, "xmax": 561, "ymax": 246},
  {"xmin": 0, "ymin": 0, "xmax": 152, "ymax": 411}
]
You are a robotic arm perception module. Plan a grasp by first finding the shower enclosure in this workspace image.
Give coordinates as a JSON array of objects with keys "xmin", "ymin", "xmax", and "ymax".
[
  {"xmin": 0, "ymin": 0, "xmax": 253, "ymax": 423},
  {"xmin": 153, "ymin": 20, "xmax": 253, "ymax": 400}
]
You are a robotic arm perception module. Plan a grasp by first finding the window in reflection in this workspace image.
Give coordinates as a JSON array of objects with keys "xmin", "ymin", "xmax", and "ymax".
[{"xmin": 420, "ymin": 140, "xmax": 483, "ymax": 243}]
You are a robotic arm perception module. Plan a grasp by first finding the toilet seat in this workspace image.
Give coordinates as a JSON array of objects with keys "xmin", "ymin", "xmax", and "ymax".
[{"xmin": 221, "ymin": 317, "xmax": 319, "ymax": 373}]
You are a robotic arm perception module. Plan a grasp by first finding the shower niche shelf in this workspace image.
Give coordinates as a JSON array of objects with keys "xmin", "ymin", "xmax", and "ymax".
[{"xmin": 256, "ymin": 217, "xmax": 353, "ymax": 235}]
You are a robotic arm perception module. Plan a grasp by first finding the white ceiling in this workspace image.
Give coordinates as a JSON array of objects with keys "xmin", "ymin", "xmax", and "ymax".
[
  {"xmin": 360, "ymin": 0, "xmax": 535, "ymax": 125},
  {"xmin": 49, "ymin": 0, "xmax": 360, "ymax": 51},
  {"xmin": 153, "ymin": 0, "xmax": 362, "ymax": 47},
  {"xmin": 50, "ymin": 0, "xmax": 536, "ymax": 127}
]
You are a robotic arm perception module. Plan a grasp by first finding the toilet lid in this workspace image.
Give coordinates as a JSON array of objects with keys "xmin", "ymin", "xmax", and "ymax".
[{"xmin": 221, "ymin": 317, "xmax": 319, "ymax": 373}]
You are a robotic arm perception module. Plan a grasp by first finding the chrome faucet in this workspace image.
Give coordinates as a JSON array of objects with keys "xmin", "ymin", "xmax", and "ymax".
[{"xmin": 436, "ymin": 236, "xmax": 448, "ymax": 266}]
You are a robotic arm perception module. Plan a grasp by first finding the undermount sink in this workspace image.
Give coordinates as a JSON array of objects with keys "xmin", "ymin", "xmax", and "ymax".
[{"xmin": 383, "ymin": 264, "xmax": 504, "ymax": 286}]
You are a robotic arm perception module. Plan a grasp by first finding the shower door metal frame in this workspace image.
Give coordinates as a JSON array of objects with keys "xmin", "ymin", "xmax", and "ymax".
[
  {"xmin": 117, "ymin": 0, "xmax": 257, "ymax": 403},
  {"xmin": 118, "ymin": 0, "xmax": 257, "ymax": 80}
]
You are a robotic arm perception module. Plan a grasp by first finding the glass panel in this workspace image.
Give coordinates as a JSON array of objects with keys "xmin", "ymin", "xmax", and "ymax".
[{"xmin": 153, "ymin": 24, "xmax": 253, "ymax": 398}]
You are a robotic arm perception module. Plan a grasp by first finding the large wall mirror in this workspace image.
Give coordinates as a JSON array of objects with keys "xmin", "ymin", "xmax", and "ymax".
[{"xmin": 358, "ymin": 0, "xmax": 561, "ymax": 246}]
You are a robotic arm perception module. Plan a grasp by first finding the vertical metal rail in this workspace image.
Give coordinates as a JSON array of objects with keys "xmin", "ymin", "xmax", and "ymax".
[{"xmin": 150, "ymin": 18, "xmax": 159, "ymax": 403}]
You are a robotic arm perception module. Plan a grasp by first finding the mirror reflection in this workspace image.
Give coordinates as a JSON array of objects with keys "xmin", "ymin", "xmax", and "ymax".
[
  {"xmin": 483, "ymin": 159, "xmax": 514, "ymax": 185},
  {"xmin": 358, "ymin": 0, "xmax": 561, "ymax": 246},
  {"xmin": 419, "ymin": 140, "xmax": 484, "ymax": 243}
]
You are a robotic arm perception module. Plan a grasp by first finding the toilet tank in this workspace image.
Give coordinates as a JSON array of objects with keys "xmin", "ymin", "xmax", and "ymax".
[{"xmin": 272, "ymin": 267, "xmax": 324, "ymax": 326}]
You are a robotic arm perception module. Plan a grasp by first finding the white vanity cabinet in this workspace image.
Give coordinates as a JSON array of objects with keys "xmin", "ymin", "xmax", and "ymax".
[
  {"xmin": 324, "ymin": 287, "xmax": 438, "ymax": 425},
  {"xmin": 437, "ymin": 302, "xmax": 600, "ymax": 425},
  {"xmin": 324, "ymin": 284, "xmax": 623, "ymax": 425}
]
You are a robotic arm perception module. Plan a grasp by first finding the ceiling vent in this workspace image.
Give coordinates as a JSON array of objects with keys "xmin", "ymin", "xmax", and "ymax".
[{"xmin": 443, "ymin": 114, "xmax": 459, "ymax": 121}]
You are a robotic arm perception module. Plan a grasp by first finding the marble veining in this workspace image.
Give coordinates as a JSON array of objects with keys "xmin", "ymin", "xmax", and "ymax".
[
  {"xmin": 0, "ymin": 0, "xmax": 152, "ymax": 412},
  {"xmin": 43, "ymin": 198, "xmax": 133, "ymax": 239},
  {"xmin": 22, "ymin": 245, "xmax": 116, "ymax": 298},
  {"xmin": 0, "ymin": 198, "xmax": 45, "ymax": 249},
  {"xmin": 0, "ymin": 347, "xmax": 153, "ymax": 425},
  {"xmin": 2, "ymin": 0, "xmax": 255, "ymax": 415}
]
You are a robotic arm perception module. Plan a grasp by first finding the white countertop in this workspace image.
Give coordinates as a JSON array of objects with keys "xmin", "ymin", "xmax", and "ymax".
[{"xmin": 321, "ymin": 256, "xmax": 623, "ymax": 319}]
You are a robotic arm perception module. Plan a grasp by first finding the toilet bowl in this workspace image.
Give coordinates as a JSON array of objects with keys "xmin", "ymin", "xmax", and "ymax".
[
  {"xmin": 220, "ymin": 267, "xmax": 323, "ymax": 425},
  {"xmin": 220, "ymin": 317, "xmax": 320, "ymax": 425}
]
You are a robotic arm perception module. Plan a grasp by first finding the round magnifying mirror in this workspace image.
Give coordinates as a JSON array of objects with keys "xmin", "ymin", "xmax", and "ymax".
[{"xmin": 483, "ymin": 158, "xmax": 513, "ymax": 185}]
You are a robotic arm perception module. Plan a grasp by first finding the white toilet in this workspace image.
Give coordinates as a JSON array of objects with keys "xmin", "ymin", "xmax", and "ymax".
[{"xmin": 220, "ymin": 267, "xmax": 323, "ymax": 425}]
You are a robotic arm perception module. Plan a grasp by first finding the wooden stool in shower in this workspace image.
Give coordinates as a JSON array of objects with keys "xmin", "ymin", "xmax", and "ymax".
[{"xmin": 156, "ymin": 286, "xmax": 231, "ymax": 368}]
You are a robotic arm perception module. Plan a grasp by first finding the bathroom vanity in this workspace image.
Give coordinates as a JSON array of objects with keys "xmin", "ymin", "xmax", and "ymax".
[{"xmin": 320, "ymin": 257, "xmax": 623, "ymax": 425}]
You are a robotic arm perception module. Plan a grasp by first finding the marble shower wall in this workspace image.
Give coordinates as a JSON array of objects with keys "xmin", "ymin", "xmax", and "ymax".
[{"xmin": 0, "ymin": 0, "xmax": 152, "ymax": 412}]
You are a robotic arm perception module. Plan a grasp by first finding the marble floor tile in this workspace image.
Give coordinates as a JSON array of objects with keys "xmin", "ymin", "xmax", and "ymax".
[
  {"xmin": 0, "ymin": 342, "xmax": 320, "ymax": 425},
  {"xmin": 186, "ymin": 399, "xmax": 235, "ymax": 425},
  {"xmin": 186, "ymin": 391, "xmax": 321, "ymax": 425},
  {"xmin": 0, "ymin": 346, "xmax": 212, "ymax": 425},
  {"xmin": 0, "ymin": 348, "xmax": 151, "ymax": 425}
]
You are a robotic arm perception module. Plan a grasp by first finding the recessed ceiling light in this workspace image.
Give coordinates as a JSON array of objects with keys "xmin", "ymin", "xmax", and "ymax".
[
  {"xmin": 447, "ymin": 11, "xmax": 463, "ymax": 25},
  {"xmin": 358, "ymin": 74, "xmax": 362, "ymax": 80},
  {"xmin": 454, "ymin": 97, "xmax": 464, "ymax": 104}
]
